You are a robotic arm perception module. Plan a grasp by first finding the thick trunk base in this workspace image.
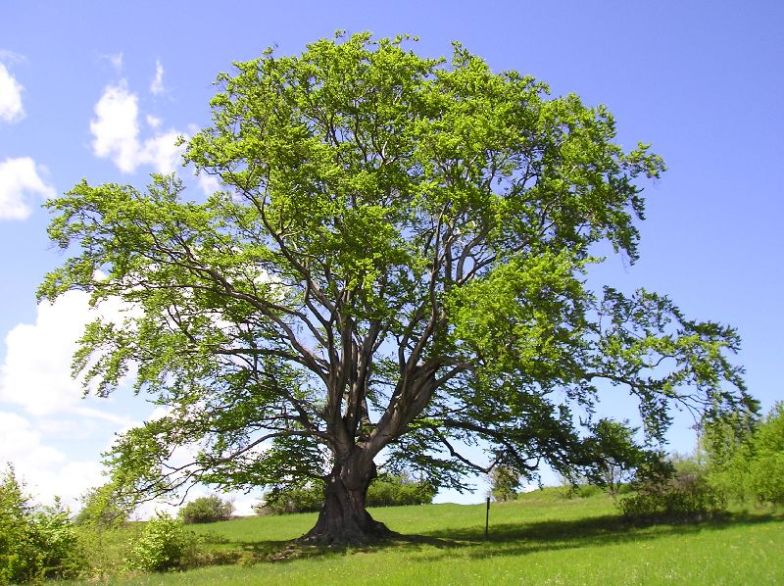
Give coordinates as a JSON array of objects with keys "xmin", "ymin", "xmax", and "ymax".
[
  {"xmin": 298, "ymin": 472, "xmax": 396, "ymax": 546},
  {"xmin": 299, "ymin": 510, "xmax": 394, "ymax": 546}
]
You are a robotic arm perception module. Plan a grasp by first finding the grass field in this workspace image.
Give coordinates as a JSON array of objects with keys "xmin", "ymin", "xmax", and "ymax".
[{"xmin": 83, "ymin": 489, "xmax": 783, "ymax": 585}]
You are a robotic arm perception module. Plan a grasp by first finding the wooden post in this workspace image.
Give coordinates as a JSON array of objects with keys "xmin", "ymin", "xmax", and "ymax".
[{"xmin": 485, "ymin": 496, "xmax": 490, "ymax": 539}]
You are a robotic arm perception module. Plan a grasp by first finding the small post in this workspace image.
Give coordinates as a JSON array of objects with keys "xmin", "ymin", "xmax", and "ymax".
[{"xmin": 484, "ymin": 496, "xmax": 490, "ymax": 539}]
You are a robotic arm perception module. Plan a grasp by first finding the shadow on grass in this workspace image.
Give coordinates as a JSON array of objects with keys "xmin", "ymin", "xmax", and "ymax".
[
  {"xmin": 199, "ymin": 510, "xmax": 783, "ymax": 566},
  {"xmin": 408, "ymin": 511, "xmax": 784, "ymax": 562}
]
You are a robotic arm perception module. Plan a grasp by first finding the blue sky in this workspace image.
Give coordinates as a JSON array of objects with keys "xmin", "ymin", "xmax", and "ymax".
[{"xmin": 0, "ymin": 1, "xmax": 781, "ymax": 513}]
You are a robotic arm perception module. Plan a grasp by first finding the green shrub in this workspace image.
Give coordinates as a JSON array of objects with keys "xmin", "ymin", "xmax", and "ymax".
[
  {"xmin": 568, "ymin": 483, "xmax": 605, "ymax": 499},
  {"xmin": 258, "ymin": 473, "xmax": 436, "ymax": 515},
  {"xmin": 489, "ymin": 466, "xmax": 520, "ymax": 502},
  {"xmin": 259, "ymin": 484, "xmax": 323, "ymax": 515},
  {"xmin": 702, "ymin": 402, "xmax": 784, "ymax": 507},
  {"xmin": 72, "ymin": 524, "xmax": 134, "ymax": 583},
  {"xmin": 179, "ymin": 495, "xmax": 233, "ymax": 524},
  {"xmin": 366, "ymin": 474, "xmax": 436, "ymax": 507},
  {"xmin": 0, "ymin": 467, "xmax": 30, "ymax": 584},
  {"xmin": 620, "ymin": 457, "xmax": 724, "ymax": 520},
  {"xmin": 745, "ymin": 403, "xmax": 784, "ymax": 505},
  {"xmin": 74, "ymin": 483, "xmax": 133, "ymax": 528},
  {"xmin": 0, "ymin": 467, "xmax": 84, "ymax": 583},
  {"xmin": 129, "ymin": 514, "xmax": 203, "ymax": 572},
  {"xmin": 29, "ymin": 500, "xmax": 85, "ymax": 579}
]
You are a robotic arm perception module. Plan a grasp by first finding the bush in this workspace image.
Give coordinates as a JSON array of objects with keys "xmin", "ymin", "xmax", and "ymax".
[
  {"xmin": 567, "ymin": 483, "xmax": 605, "ymax": 499},
  {"xmin": 129, "ymin": 514, "xmax": 203, "ymax": 572},
  {"xmin": 74, "ymin": 483, "xmax": 133, "ymax": 528},
  {"xmin": 29, "ymin": 500, "xmax": 85, "ymax": 579},
  {"xmin": 489, "ymin": 466, "xmax": 520, "ymax": 502},
  {"xmin": 259, "ymin": 484, "xmax": 323, "ymax": 515},
  {"xmin": 702, "ymin": 402, "xmax": 784, "ymax": 507},
  {"xmin": 258, "ymin": 473, "xmax": 436, "ymax": 515},
  {"xmin": 0, "ymin": 467, "xmax": 84, "ymax": 583},
  {"xmin": 179, "ymin": 495, "xmax": 233, "ymax": 524},
  {"xmin": 366, "ymin": 474, "xmax": 436, "ymax": 507},
  {"xmin": 0, "ymin": 467, "xmax": 31, "ymax": 584},
  {"xmin": 745, "ymin": 403, "xmax": 784, "ymax": 505},
  {"xmin": 620, "ymin": 457, "xmax": 724, "ymax": 520}
]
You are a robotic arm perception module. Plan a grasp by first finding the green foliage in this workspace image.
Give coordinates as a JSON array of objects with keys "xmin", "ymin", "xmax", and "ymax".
[
  {"xmin": 620, "ymin": 456, "xmax": 724, "ymax": 520},
  {"xmin": 582, "ymin": 419, "xmax": 649, "ymax": 496},
  {"xmin": 129, "ymin": 514, "xmax": 203, "ymax": 572},
  {"xmin": 746, "ymin": 403, "xmax": 784, "ymax": 504},
  {"xmin": 490, "ymin": 465, "xmax": 520, "ymax": 502},
  {"xmin": 259, "ymin": 474, "xmax": 435, "ymax": 515},
  {"xmin": 701, "ymin": 409, "xmax": 757, "ymax": 504},
  {"xmin": 0, "ymin": 467, "xmax": 83, "ymax": 584},
  {"xmin": 258, "ymin": 483, "xmax": 324, "ymax": 515},
  {"xmin": 568, "ymin": 483, "xmax": 606, "ymax": 498},
  {"xmin": 72, "ymin": 524, "xmax": 136, "ymax": 583},
  {"xmin": 39, "ymin": 33, "xmax": 752, "ymax": 535},
  {"xmin": 0, "ymin": 466, "xmax": 30, "ymax": 585},
  {"xmin": 74, "ymin": 482, "xmax": 133, "ymax": 528},
  {"xmin": 0, "ymin": 468, "xmax": 37, "ymax": 584},
  {"xmin": 27, "ymin": 501, "xmax": 85, "ymax": 579},
  {"xmin": 179, "ymin": 496, "xmax": 234, "ymax": 524},
  {"xmin": 366, "ymin": 473, "xmax": 437, "ymax": 507},
  {"xmin": 703, "ymin": 402, "xmax": 784, "ymax": 506}
]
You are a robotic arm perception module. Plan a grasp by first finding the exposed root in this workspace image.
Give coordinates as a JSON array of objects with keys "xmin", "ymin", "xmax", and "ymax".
[{"xmin": 297, "ymin": 519, "xmax": 397, "ymax": 547}]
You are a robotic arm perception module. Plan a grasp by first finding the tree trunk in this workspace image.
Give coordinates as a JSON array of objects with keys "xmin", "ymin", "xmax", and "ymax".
[{"xmin": 300, "ymin": 457, "xmax": 394, "ymax": 545}]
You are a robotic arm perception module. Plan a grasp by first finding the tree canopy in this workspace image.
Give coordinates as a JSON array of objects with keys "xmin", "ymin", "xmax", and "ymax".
[{"xmin": 39, "ymin": 33, "xmax": 754, "ymax": 543}]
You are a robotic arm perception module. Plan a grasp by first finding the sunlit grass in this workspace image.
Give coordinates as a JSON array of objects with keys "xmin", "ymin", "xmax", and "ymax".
[{"xmin": 75, "ymin": 489, "xmax": 784, "ymax": 585}]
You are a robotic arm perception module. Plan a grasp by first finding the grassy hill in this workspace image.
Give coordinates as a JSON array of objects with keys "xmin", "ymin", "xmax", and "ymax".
[{"xmin": 89, "ymin": 489, "xmax": 783, "ymax": 585}]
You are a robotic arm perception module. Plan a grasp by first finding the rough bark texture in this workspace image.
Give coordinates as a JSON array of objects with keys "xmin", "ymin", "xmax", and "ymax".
[{"xmin": 299, "ymin": 459, "xmax": 395, "ymax": 545}]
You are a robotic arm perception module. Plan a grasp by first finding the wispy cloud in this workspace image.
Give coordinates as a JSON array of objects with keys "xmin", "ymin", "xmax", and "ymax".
[
  {"xmin": 197, "ymin": 172, "xmax": 221, "ymax": 194},
  {"xmin": 0, "ymin": 157, "xmax": 55, "ymax": 220},
  {"xmin": 0, "ymin": 62, "xmax": 24, "ymax": 123},
  {"xmin": 102, "ymin": 52, "xmax": 124, "ymax": 74},
  {"xmin": 146, "ymin": 113, "xmax": 162, "ymax": 129},
  {"xmin": 0, "ymin": 50, "xmax": 26, "ymax": 65},
  {"xmin": 150, "ymin": 59, "xmax": 165, "ymax": 95}
]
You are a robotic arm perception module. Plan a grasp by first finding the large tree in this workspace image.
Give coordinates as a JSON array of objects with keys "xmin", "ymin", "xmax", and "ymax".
[{"xmin": 40, "ymin": 34, "xmax": 753, "ymax": 544}]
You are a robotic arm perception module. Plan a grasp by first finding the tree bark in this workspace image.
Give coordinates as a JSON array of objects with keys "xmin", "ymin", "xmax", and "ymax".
[{"xmin": 299, "ymin": 456, "xmax": 394, "ymax": 545}]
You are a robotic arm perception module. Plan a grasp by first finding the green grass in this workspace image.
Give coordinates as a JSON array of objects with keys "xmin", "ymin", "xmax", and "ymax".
[{"xmin": 77, "ymin": 489, "xmax": 784, "ymax": 585}]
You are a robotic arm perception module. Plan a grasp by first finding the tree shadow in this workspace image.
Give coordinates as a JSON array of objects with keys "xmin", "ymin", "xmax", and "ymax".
[
  {"xmin": 198, "ymin": 511, "xmax": 783, "ymax": 566},
  {"xmin": 197, "ymin": 530, "xmax": 466, "ymax": 565},
  {"xmin": 408, "ymin": 511, "xmax": 784, "ymax": 562}
]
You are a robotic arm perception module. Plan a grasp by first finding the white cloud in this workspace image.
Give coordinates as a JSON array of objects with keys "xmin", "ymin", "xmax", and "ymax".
[
  {"xmin": 91, "ymin": 76, "xmax": 219, "ymax": 195},
  {"xmin": 146, "ymin": 114, "xmax": 161, "ymax": 129},
  {"xmin": 0, "ymin": 290, "xmax": 136, "ymax": 422},
  {"xmin": 150, "ymin": 59, "xmax": 165, "ymax": 95},
  {"xmin": 0, "ymin": 412, "xmax": 64, "ymax": 468},
  {"xmin": 197, "ymin": 173, "xmax": 221, "ymax": 194},
  {"xmin": 143, "ymin": 131, "xmax": 182, "ymax": 174},
  {"xmin": 0, "ymin": 157, "xmax": 55, "ymax": 220},
  {"xmin": 90, "ymin": 81, "xmax": 183, "ymax": 174},
  {"xmin": 102, "ymin": 52, "xmax": 123, "ymax": 74},
  {"xmin": 0, "ymin": 405, "xmax": 260, "ymax": 517},
  {"xmin": 90, "ymin": 83, "xmax": 139, "ymax": 172},
  {"xmin": 0, "ymin": 411, "xmax": 104, "ymax": 509},
  {"xmin": 0, "ymin": 293, "xmax": 264, "ymax": 516},
  {"xmin": 0, "ymin": 50, "xmax": 25, "ymax": 65},
  {"xmin": 0, "ymin": 62, "xmax": 24, "ymax": 123}
]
